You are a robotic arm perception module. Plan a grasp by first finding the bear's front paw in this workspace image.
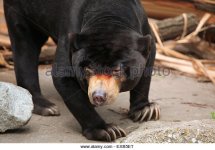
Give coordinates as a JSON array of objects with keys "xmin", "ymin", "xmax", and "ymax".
[
  {"xmin": 33, "ymin": 95, "xmax": 60, "ymax": 116},
  {"xmin": 83, "ymin": 124, "xmax": 126, "ymax": 142},
  {"xmin": 128, "ymin": 102, "xmax": 160, "ymax": 122}
]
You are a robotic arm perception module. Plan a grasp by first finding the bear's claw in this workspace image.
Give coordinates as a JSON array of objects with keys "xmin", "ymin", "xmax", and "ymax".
[
  {"xmin": 83, "ymin": 124, "xmax": 126, "ymax": 142},
  {"xmin": 33, "ymin": 96, "xmax": 60, "ymax": 116},
  {"xmin": 129, "ymin": 102, "xmax": 160, "ymax": 122}
]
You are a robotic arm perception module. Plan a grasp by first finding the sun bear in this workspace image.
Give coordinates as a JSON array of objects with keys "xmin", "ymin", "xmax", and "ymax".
[{"xmin": 4, "ymin": 0, "xmax": 160, "ymax": 141}]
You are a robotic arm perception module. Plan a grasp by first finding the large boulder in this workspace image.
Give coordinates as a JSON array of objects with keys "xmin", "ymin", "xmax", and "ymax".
[
  {"xmin": 117, "ymin": 120, "xmax": 215, "ymax": 143},
  {"xmin": 0, "ymin": 82, "xmax": 33, "ymax": 132}
]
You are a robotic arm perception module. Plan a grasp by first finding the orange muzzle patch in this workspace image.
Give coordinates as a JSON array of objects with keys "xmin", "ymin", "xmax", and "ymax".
[{"xmin": 88, "ymin": 75, "xmax": 120, "ymax": 105}]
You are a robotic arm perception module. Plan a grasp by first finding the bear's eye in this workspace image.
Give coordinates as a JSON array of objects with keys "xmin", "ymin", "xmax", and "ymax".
[
  {"xmin": 112, "ymin": 68, "xmax": 122, "ymax": 77},
  {"xmin": 113, "ymin": 69, "xmax": 121, "ymax": 74},
  {"xmin": 85, "ymin": 67, "xmax": 95, "ymax": 75}
]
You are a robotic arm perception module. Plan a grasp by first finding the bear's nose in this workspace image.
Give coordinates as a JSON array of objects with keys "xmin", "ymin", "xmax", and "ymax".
[{"xmin": 92, "ymin": 91, "xmax": 106, "ymax": 106}]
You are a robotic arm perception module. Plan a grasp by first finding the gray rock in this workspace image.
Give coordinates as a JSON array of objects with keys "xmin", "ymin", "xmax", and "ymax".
[
  {"xmin": 0, "ymin": 82, "xmax": 33, "ymax": 132},
  {"xmin": 117, "ymin": 120, "xmax": 215, "ymax": 143}
]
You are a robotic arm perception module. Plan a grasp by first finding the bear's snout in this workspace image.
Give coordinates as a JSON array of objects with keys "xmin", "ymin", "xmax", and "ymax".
[{"xmin": 92, "ymin": 91, "xmax": 107, "ymax": 106}]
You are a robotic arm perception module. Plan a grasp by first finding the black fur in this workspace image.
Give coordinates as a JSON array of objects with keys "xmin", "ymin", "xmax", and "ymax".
[{"xmin": 4, "ymin": 0, "xmax": 157, "ymax": 141}]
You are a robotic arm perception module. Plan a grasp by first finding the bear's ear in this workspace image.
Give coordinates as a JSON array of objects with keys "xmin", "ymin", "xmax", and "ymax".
[
  {"xmin": 137, "ymin": 34, "xmax": 152, "ymax": 58},
  {"xmin": 68, "ymin": 33, "xmax": 81, "ymax": 53},
  {"xmin": 69, "ymin": 32, "xmax": 89, "ymax": 53},
  {"xmin": 68, "ymin": 33, "xmax": 85, "ymax": 64}
]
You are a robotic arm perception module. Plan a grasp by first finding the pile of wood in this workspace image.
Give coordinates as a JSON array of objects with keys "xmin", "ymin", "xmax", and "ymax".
[
  {"xmin": 152, "ymin": 13, "xmax": 215, "ymax": 84},
  {"xmin": 140, "ymin": 0, "xmax": 215, "ymax": 84}
]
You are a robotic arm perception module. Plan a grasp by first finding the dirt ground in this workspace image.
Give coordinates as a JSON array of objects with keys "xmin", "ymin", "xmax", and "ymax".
[{"xmin": 0, "ymin": 67, "xmax": 215, "ymax": 143}]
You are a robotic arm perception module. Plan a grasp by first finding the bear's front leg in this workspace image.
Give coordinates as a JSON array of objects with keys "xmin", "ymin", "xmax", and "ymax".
[
  {"xmin": 129, "ymin": 50, "xmax": 160, "ymax": 122},
  {"xmin": 53, "ymin": 77, "xmax": 126, "ymax": 141}
]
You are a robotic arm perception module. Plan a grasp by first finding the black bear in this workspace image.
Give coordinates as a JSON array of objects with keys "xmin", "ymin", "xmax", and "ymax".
[{"xmin": 4, "ymin": 0, "xmax": 160, "ymax": 141}]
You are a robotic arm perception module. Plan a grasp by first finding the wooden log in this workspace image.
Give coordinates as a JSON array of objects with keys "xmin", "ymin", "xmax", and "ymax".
[
  {"xmin": 194, "ymin": 0, "xmax": 215, "ymax": 13},
  {"xmin": 198, "ymin": 26, "xmax": 215, "ymax": 44},
  {"xmin": 152, "ymin": 13, "xmax": 198, "ymax": 41},
  {"xmin": 0, "ymin": 34, "xmax": 11, "ymax": 48},
  {"xmin": 0, "ymin": 53, "xmax": 5, "ymax": 66},
  {"xmin": 141, "ymin": 0, "xmax": 215, "ymax": 25}
]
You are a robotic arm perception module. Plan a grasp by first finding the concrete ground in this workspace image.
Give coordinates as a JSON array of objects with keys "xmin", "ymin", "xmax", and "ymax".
[{"xmin": 0, "ymin": 67, "xmax": 215, "ymax": 143}]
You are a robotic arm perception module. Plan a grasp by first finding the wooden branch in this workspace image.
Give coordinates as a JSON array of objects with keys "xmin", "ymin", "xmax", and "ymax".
[
  {"xmin": 193, "ymin": 59, "xmax": 215, "ymax": 84},
  {"xmin": 156, "ymin": 43, "xmax": 191, "ymax": 60},
  {"xmin": 156, "ymin": 53, "xmax": 215, "ymax": 77},
  {"xmin": 0, "ymin": 52, "xmax": 13, "ymax": 69},
  {"xmin": 156, "ymin": 53, "xmax": 192, "ymax": 66},
  {"xmin": 164, "ymin": 37, "xmax": 215, "ymax": 60}
]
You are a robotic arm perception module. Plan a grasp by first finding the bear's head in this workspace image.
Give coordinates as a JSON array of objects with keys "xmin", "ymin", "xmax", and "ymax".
[{"xmin": 69, "ymin": 28, "xmax": 152, "ymax": 107}]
